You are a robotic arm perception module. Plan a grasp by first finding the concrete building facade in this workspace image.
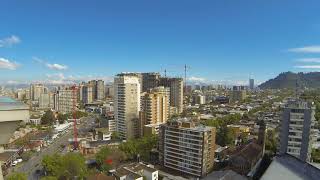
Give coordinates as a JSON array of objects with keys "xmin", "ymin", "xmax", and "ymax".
[
  {"xmin": 160, "ymin": 77, "xmax": 184, "ymax": 113},
  {"xmin": 114, "ymin": 74, "xmax": 141, "ymax": 140},
  {"xmin": 141, "ymin": 72, "xmax": 161, "ymax": 92},
  {"xmin": 140, "ymin": 86, "xmax": 170, "ymax": 136},
  {"xmin": 279, "ymin": 99, "xmax": 316, "ymax": 162},
  {"xmin": 158, "ymin": 119, "xmax": 216, "ymax": 177},
  {"xmin": 56, "ymin": 89, "xmax": 78, "ymax": 113}
]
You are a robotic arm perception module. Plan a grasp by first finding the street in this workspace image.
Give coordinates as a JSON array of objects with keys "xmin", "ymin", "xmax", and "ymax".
[{"xmin": 13, "ymin": 115, "xmax": 96, "ymax": 180}]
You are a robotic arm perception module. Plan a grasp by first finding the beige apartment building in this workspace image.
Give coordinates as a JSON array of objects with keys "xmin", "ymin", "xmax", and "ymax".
[
  {"xmin": 159, "ymin": 77, "xmax": 184, "ymax": 114},
  {"xmin": 55, "ymin": 88, "xmax": 78, "ymax": 113},
  {"xmin": 140, "ymin": 86, "xmax": 170, "ymax": 136},
  {"xmin": 30, "ymin": 84, "xmax": 45, "ymax": 101},
  {"xmin": 158, "ymin": 119, "xmax": 216, "ymax": 177},
  {"xmin": 114, "ymin": 73, "xmax": 141, "ymax": 140}
]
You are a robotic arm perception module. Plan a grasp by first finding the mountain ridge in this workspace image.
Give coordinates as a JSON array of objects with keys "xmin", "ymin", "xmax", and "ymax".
[{"xmin": 259, "ymin": 71, "xmax": 320, "ymax": 89}]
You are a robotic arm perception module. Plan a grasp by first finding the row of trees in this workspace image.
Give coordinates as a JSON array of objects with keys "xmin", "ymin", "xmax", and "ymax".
[
  {"xmin": 118, "ymin": 135, "xmax": 158, "ymax": 161},
  {"xmin": 94, "ymin": 135, "xmax": 158, "ymax": 174},
  {"xmin": 204, "ymin": 113, "xmax": 242, "ymax": 146},
  {"xmin": 41, "ymin": 153, "xmax": 88, "ymax": 179},
  {"xmin": 41, "ymin": 110, "xmax": 88, "ymax": 125}
]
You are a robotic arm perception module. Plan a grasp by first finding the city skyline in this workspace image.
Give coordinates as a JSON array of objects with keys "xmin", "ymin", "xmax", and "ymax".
[{"xmin": 1, "ymin": 1, "xmax": 320, "ymax": 85}]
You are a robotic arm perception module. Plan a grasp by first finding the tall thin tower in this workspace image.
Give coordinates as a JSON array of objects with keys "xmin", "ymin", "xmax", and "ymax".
[{"xmin": 72, "ymin": 85, "xmax": 78, "ymax": 150}]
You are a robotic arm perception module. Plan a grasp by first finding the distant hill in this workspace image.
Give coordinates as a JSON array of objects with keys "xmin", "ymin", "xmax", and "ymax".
[{"xmin": 259, "ymin": 71, "xmax": 320, "ymax": 89}]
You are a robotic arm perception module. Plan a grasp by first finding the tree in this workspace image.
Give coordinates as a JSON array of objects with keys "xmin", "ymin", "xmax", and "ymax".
[
  {"xmin": 118, "ymin": 135, "xmax": 158, "ymax": 161},
  {"xmin": 61, "ymin": 153, "xmax": 88, "ymax": 179},
  {"xmin": 41, "ymin": 110, "xmax": 55, "ymax": 125},
  {"xmin": 96, "ymin": 146, "xmax": 112, "ymax": 172},
  {"xmin": 312, "ymin": 149, "xmax": 320, "ymax": 163},
  {"xmin": 67, "ymin": 111, "xmax": 88, "ymax": 119},
  {"xmin": 6, "ymin": 172, "xmax": 27, "ymax": 180},
  {"xmin": 42, "ymin": 154, "xmax": 63, "ymax": 177},
  {"xmin": 40, "ymin": 176, "xmax": 58, "ymax": 180},
  {"xmin": 265, "ymin": 129, "xmax": 277, "ymax": 154},
  {"xmin": 216, "ymin": 124, "xmax": 233, "ymax": 146},
  {"xmin": 42, "ymin": 153, "xmax": 88, "ymax": 179},
  {"xmin": 57, "ymin": 113, "xmax": 68, "ymax": 124},
  {"xmin": 111, "ymin": 132, "xmax": 120, "ymax": 140}
]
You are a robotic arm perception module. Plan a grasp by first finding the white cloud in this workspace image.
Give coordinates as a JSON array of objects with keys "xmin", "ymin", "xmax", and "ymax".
[
  {"xmin": 294, "ymin": 65, "xmax": 320, "ymax": 69},
  {"xmin": 46, "ymin": 63, "xmax": 68, "ymax": 70},
  {"xmin": 288, "ymin": 46, "xmax": 320, "ymax": 53},
  {"xmin": 0, "ymin": 57, "xmax": 20, "ymax": 70},
  {"xmin": 46, "ymin": 73, "xmax": 65, "ymax": 79},
  {"xmin": 44, "ymin": 73, "xmax": 113, "ymax": 84},
  {"xmin": 6, "ymin": 80, "xmax": 20, "ymax": 84},
  {"xmin": 33, "ymin": 56, "xmax": 68, "ymax": 70},
  {"xmin": 0, "ymin": 35, "xmax": 21, "ymax": 47},
  {"xmin": 188, "ymin": 76, "xmax": 206, "ymax": 82},
  {"xmin": 296, "ymin": 58, "xmax": 320, "ymax": 63}
]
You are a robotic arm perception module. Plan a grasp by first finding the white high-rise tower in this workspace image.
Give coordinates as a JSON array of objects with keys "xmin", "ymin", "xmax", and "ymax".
[{"xmin": 114, "ymin": 73, "xmax": 141, "ymax": 140}]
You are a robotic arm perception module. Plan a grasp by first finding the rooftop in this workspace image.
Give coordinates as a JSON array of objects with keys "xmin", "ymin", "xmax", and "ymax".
[
  {"xmin": 261, "ymin": 154, "xmax": 320, "ymax": 180},
  {"xmin": 0, "ymin": 96, "xmax": 29, "ymax": 111},
  {"xmin": 202, "ymin": 170, "xmax": 247, "ymax": 180}
]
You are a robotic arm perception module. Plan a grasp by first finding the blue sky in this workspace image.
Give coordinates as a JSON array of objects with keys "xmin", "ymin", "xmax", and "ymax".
[{"xmin": 1, "ymin": 0, "xmax": 320, "ymax": 85}]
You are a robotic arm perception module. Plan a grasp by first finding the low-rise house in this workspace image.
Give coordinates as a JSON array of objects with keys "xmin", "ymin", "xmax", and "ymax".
[
  {"xmin": 30, "ymin": 131, "xmax": 51, "ymax": 147},
  {"xmin": 95, "ymin": 128, "xmax": 112, "ymax": 141},
  {"xmin": 111, "ymin": 163, "xmax": 158, "ymax": 180},
  {"xmin": 29, "ymin": 118, "xmax": 41, "ymax": 125},
  {"xmin": 229, "ymin": 141, "xmax": 263, "ymax": 175},
  {"xmin": 24, "ymin": 141, "xmax": 43, "ymax": 152}
]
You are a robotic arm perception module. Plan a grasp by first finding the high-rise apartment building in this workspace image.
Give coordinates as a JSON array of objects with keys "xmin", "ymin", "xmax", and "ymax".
[
  {"xmin": 158, "ymin": 119, "xmax": 216, "ymax": 177},
  {"xmin": 39, "ymin": 93, "xmax": 50, "ymax": 109},
  {"xmin": 249, "ymin": 78, "xmax": 254, "ymax": 90},
  {"xmin": 140, "ymin": 86, "xmax": 170, "ymax": 136},
  {"xmin": 30, "ymin": 84, "xmax": 45, "ymax": 101},
  {"xmin": 279, "ymin": 99, "xmax": 316, "ymax": 162},
  {"xmin": 80, "ymin": 80, "xmax": 105, "ymax": 103},
  {"xmin": 105, "ymin": 84, "xmax": 114, "ymax": 98},
  {"xmin": 88, "ymin": 80, "xmax": 97, "ymax": 100},
  {"xmin": 114, "ymin": 73, "xmax": 141, "ymax": 140},
  {"xmin": 96, "ymin": 80, "xmax": 105, "ymax": 100},
  {"xmin": 82, "ymin": 85, "xmax": 94, "ymax": 104},
  {"xmin": 55, "ymin": 88, "xmax": 78, "ymax": 113},
  {"xmin": 141, "ymin": 72, "xmax": 161, "ymax": 92},
  {"xmin": 160, "ymin": 77, "xmax": 184, "ymax": 113},
  {"xmin": 230, "ymin": 86, "xmax": 247, "ymax": 103}
]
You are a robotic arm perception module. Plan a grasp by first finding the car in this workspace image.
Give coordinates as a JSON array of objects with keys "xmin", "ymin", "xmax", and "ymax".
[{"xmin": 17, "ymin": 158, "xmax": 23, "ymax": 163}]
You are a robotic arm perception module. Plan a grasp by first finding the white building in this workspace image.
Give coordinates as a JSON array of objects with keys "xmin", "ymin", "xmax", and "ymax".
[
  {"xmin": 108, "ymin": 119, "xmax": 116, "ymax": 133},
  {"xmin": 54, "ymin": 122, "xmax": 72, "ymax": 133},
  {"xmin": 114, "ymin": 73, "xmax": 140, "ymax": 140},
  {"xmin": 29, "ymin": 118, "xmax": 41, "ymax": 126}
]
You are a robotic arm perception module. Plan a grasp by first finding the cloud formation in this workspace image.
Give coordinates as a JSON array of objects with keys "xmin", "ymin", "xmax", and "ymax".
[
  {"xmin": 188, "ymin": 76, "xmax": 206, "ymax": 82},
  {"xmin": 0, "ymin": 35, "xmax": 21, "ymax": 47},
  {"xmin": 0, "ymin": 57, "xmax": 19, "ymax": 70},
  {"xmin": 296, "ymin": 58, "xmax": 320, "ymax": 63},
  {"xmin": 44, "ymin": 73, "xmax": 113, "ymax": 84},
  {"xmin": 46, "ymin": 63, "xmax": 68, "ymax": 70},
  {"xmin": 288, "ymin": 46, "xmax": 320, "ymax": 53},
  {"xmin": 33, "ymin": 56, "xmax": 68, "ymax": 70},
  {"xmin": 294, "ymin": 65, "xmax": 320, "ymax": 69}
]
